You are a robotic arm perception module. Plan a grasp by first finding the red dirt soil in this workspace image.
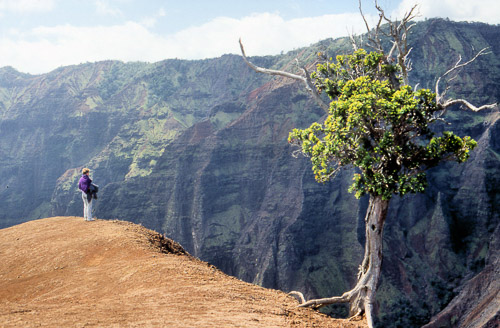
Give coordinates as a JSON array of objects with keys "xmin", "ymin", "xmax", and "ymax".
[{"xmin": 0, "ymin": 217, "xmax": 367, "ymax": 327}]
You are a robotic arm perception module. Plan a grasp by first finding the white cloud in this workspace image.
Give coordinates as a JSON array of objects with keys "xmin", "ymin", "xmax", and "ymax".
[
  {"xmin": 139, "ymin": 17, "xmax": 157, "ymax": 28},
  {"xmin": 162, "ymin": 12, "xmax": 373, "ymax": 60},
  {"xmin": 7, "ymin": 0, "xmax": 500, "ymax": 75},
  {"xmin": 0, "ymin": 22, "xmax": 166, "ymax": 73},
  {"xmin": 95, "ymin": 0, "xmax": 122, "ymax": 17},
  {"xmin": 1, "ymin": 12, "xmax": 375, "ymax": 74},
  {"xmin": 0, "ymin": 0, "xmax": 55, "ymax": 13},
  {"xmin": 393, "ymin": 0, "xmax": 500, "ymax": 24},
  {"xmin": 1, "ymin": 1, "xmax": 498, "ymax": 74}
]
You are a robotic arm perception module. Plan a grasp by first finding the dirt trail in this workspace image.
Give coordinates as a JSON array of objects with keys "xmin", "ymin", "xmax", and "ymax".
[{"xmin": 0, "ymin": 217, "xmax": 366, "ymax": 327}]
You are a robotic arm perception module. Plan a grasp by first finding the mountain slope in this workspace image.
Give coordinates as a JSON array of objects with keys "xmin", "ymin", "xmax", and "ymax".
[
  {"xmin": 0, "ymin": 217, "xmax": 366, "ymax": 328},
  {"xmin": 423, "ymin": 224, "xmax": 500, "ymax": 328}
]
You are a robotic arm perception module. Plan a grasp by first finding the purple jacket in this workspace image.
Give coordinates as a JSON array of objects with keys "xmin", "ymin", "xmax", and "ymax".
[{"xmin": 78, "ymin": 175, "xmax": 92, "ymax": 193}]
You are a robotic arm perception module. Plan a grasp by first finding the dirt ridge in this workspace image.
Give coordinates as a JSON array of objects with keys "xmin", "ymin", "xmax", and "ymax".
[{"xmin": 0, "ymin": 217, "xmax": 366, "ymax": 327}]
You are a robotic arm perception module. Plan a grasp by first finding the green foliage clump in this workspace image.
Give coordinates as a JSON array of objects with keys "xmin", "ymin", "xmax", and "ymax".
[
  {"xmin": 98, "ymin": 61, "xmax": 145, "ymax": 100},
  {"xmin": 289, "ymin": 49, "xmax": 476, "ymax": 200}
]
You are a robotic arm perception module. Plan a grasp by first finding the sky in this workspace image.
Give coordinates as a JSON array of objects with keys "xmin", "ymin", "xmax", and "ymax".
[{"xmin": 0, "ymin": 0, "xmax": 498, "ymax": 75}]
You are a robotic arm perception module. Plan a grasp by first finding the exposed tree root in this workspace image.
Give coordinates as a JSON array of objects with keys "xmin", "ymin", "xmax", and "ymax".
[
  {"xmin": 348, "ymin": 309, "xmax": 364, "ymax": 321},
  {"xmin": 288, "ymin": 196, "xmax": 389, "ymax": 328},
  {"xmin": 289, "ymin": 286, "xmax": 366, "ymax": 320},
  {"xmin": 288, "ymin": 291, "xmax": 306, "ymax": 305},
  {"xmin": 289, "ymin": 283, "xmax": 373, "ymax": 326}
]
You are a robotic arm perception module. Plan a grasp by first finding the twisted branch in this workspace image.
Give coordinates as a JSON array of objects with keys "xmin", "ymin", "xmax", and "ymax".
[
  {"xmin": 239, "ymin": 39, "xmax": 330, "ymax": 113},
  {"xmin": 435, "ymin": 48, "xmax": 497, "ymax": 113}
]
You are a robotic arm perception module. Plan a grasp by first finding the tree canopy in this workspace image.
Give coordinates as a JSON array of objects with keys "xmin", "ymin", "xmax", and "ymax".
[{"xmin": 289, "ymin": 49, "xmax": 477, "ymax": 200}]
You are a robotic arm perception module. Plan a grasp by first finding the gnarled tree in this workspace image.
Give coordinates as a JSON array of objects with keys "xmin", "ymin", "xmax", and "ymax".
[{"xmin": 240, "ymin": 1, "xmax": 497, "ymax": 327}]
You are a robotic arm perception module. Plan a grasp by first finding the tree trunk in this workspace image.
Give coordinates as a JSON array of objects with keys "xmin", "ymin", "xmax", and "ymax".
[
  {"xmin": 290, "ymin": 195, "xmax": 389, "ymax": 328},
  {"xmin": 350, "ymin": 195, "xmax": 390, "ymax": 327}
]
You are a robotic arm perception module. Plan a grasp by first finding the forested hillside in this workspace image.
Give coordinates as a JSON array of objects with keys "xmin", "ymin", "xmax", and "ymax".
[{"xmin": 1, "ymin": 19, "xmax": 498, "ymax": 327}]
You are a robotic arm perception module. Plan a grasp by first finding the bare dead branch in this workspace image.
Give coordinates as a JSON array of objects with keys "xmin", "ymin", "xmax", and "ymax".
[
  {"xmin": 387, "ymin": 40, "xmax": 398, "ymax": 59},
  {"xmin": 441, "ymin": 99, "xmax": 497, "ymax": 112},
  {"xmin": 359, "ymin": 0, "xmax": 372, "ymax": 35},
  {"xmin": 370, "ymin": 1, "xmax": 419, "ymax": 85},
  {"xmin": 348, "ymin": 29, "xmax": 360, "ymax": 51},
  {"xmin": 358, "ymin": 1, "xmax": 418, "ymax": 87},
  {"xmin": 436, "ymin": 48, "xmax": 490, "ymax": 99},
  {"xmin": 435, "ymin": 47, "xmax": 497, "ymax": 112},
  {"xmin": 359, "ymin": 0, "xmax": 384, "ymax": 53},
  {"xmin": 443, "ymin": 48, "xmax": 490, "ymax": 78},
  {"xmin": 239, "ymin": 39, "xmax": 307, "ymax": 81},
  {"xmin": 239, "ymin": 39, "xmax": 330, "ymax": 113}
]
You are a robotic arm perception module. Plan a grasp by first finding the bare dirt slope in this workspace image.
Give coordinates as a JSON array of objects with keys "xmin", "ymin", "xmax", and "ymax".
[{"xmin": 0, "ymin": 217, "xmax": 367, "ymax": 328}]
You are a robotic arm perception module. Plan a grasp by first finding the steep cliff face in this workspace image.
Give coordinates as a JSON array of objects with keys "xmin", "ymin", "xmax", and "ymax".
[
  {"xmin": 422, "ymin": 224, "xmax": 500, "ymax": 328},
  {"xmin": 0, "ymin": 56, "xmax": 271, "ymax": 227},
  {"xmin": 1, "ymin": 20, "xmax": 499, "ymax": 327}
]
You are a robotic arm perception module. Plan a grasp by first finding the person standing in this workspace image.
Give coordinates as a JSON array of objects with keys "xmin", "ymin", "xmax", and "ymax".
[{"xmin": 78, "ymin": 168, "xmax": 94, "ymax": 221}]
